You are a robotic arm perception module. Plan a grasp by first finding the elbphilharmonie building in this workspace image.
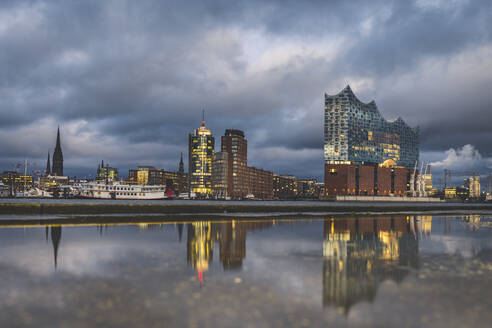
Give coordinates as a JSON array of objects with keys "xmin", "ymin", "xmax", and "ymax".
[
  {"xmin": 324, "ymin": 85, "xmax": 419, "ymax": 169},
  {"xmin": 323, "ymin": 85, "xmax": 419, "ymax": 196}
]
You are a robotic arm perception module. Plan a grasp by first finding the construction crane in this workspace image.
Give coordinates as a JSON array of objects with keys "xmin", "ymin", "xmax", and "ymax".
[
  {"xmin": 486, "ymin": 175, "xmax": 492, "ymax": 195},
  {"xmin": 409, "ymin": 161, "xmax": 418, "ymax": 197},
  {"xmin": 443, "ymin": 169, "xmax": 479, "ymax": 189}
]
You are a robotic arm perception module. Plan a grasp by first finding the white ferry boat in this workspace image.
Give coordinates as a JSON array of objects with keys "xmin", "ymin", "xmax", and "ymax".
[{"xmin": 74, "ymin": 182, "xmax": 167, "ymax": 200}]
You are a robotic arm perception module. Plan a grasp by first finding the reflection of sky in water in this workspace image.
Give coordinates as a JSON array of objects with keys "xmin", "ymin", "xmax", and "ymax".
[{"xmin": 0, "ymin": 215, "xmax": 491, "ymax": 327}]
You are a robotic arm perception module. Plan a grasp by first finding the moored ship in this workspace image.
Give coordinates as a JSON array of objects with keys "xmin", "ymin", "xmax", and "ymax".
[{"xmin": 74, "ymin": 181, "xmax": 167, "ymax": 200}]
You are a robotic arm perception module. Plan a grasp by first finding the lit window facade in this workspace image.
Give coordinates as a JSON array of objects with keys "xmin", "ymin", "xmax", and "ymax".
[
  {"xmin": 211, "ymin": 151, "xmax": 229, "ymax": 198},
  {"xmin": 324, "ymin": 85, "xmax": 419, "ymax": 169},
  {"xmin": 189, "ymin": 122, "xmax": 215, "ymax": 195}
]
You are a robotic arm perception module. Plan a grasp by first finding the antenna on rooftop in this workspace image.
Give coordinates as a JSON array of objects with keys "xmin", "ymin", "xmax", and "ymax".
[{"xmin": 201, "ymin": 109, "xmax": 205, "ymax": 126}]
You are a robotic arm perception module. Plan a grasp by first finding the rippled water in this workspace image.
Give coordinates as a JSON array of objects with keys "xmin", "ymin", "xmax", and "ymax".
[{"xmin": 0, "ymin": 215, "xmax": 491, "ymax": 327}]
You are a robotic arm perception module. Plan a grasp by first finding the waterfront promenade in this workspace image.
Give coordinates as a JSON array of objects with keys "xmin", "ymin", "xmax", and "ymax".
[{"xmin": 1, "ymin": 199, "xmax": 491, "ymax": 220}]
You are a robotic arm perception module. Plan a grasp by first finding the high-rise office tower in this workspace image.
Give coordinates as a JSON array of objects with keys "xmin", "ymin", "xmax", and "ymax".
[
  {"xmin": 189, "ymin": 117, "xmax": 215, "ymax": 195},
  {"xmin": 221, "ymin": 129, "xmax": 248, "ymax": 199},
  {"xmin": 212, "ymin": 151, "xmax": 229, "ymax": 199}
]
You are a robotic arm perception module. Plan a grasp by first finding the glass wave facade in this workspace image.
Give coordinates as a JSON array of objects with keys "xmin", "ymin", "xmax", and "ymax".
[{"xmin": 324, "ymin": 85, "xmax": 419, "ymax": 169}]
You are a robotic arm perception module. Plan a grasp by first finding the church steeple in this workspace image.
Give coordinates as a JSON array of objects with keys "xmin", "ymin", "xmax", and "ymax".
[
  {"xmin": 46, "ymin": 151, "xmax": 51, "ymax": 176},
  {"xmin": 179, "ymin": 152, "xmax": 184, "ymax": 174},
  {"xmin": 55, "ymin": 126, "xmax": 61, "ymax": 149},
  {"xmin": 52, "ymin": 126, "xmax": 64, "ymax": 176}
]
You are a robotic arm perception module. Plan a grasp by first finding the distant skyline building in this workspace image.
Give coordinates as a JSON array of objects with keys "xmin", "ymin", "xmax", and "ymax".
[
  {"xmin": 96, "ymin": 160, "xmax": 119, "ymax": 181},
  {"xmin": 176, "ymin": 152, "xmax": 188, "ymax": 196},
  {"xmin": 188, "ymin": 117, "xmax": 215, "ymax": 195},
  {"xmin": 324, "ymin": 85, "xmax": 419, "ymax": 169},
  {"xmin": 52, "ymin": 127, "xmax": 64, "ymax": 176},
  {"xmin": 128, "ymin": 166, "xmax": 163, "ymax": 185},
  {"xmin": 465, "ymin": 176, "xmax": 480, "ymax": 198},
  {"xmin": 273, "ymin": 174, "xmax": 298, "ymax": 200}
]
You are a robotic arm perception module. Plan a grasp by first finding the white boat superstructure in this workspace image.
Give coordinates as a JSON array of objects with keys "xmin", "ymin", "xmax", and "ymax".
[{"xmin": 74, "ymin": 182, "xmax": 166, "ymax": 200}]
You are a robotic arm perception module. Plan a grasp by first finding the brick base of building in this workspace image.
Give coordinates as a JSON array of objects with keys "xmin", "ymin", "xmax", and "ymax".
[{"xmin": 324, "ymin": 163, "xmax": 410, "ymax": 196}]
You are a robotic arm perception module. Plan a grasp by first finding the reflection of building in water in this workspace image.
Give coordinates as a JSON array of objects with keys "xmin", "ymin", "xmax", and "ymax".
[
  {"xmin": 463, "ymin": 215, "xmax": 482, "ymax": 231},
  {"xmin": 410, "ymin": 215, "xmax": 432, "ymax": 238},
  {"xmin": 322, "ymin": 216, "xmax": 419, "ymax": 313},
  {"xmin": 219, "ymin": 221, "xmax": 246, "ymax": 270},
  {"xmin": 218, "ymin": 221, "xmax": 273, "ymax": 270},
  {"xmin": 187, "ymin": 222, "xmax": 214, "ymax": 282},
  {"xmin": 177, "ymin": 223, "xmax": 183, "ymax": 242},
  {"xmin": 186, "ymin": 221, "xmax": 275, "ymax": 279},
  {"xmin": 50, "ymin": 226, "xmax": 62, "ymax": 269}
]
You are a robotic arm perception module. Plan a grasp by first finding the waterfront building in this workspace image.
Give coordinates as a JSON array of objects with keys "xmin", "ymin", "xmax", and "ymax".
[
  {"xmin": 273, "ymin": 174, "xmax": 298, "ymax": 200},
  {"xmin": 218, "ymin": 128, "xmax": 273, "ymax": 200},
  {"xmin": 444, "ymin": 187, "xmax": 457, "ymax": 199},
  {"xmin": 128, "ymin": 166, "xmax": 164, "ymax": 185},
  {"xmin": 189, "ymin": 119, "xmax": 215, "ymax": 196},
  {"xmin": 246, "ymin": 166, "xmax": 273, "ymax": 200},
  {"xmin": 52, "ymin": 127, "xmax": 64, "ymax": 176},
  {"xmin": 221, "ymin": 129, "xmax": 248, "ymax": 199},
  {"xmin": 211, "ymin": 152, "xmax": 229, "ymax": 199},
  {"xmin": 38, "ymin": 175, "xmax": 68, "ymax": 190},
  {"xmin": 163, "ymin": 170, "xmax": 187, "ymax": 195},
  {"xmin": 325, "ymin": 159, "xmax": 408, "ymax": 196},
  {"xmin": 324, "ymin": 86, "xmax": 419, "ymax": 196},
  {"xmin": 465, "ymin": 176, "xmax": 481, "ymax": 198},
  {"xmin": 423, "ymin": 174, "xmax": 433, "ymax": 194},
  {"xmin": 128, "ymin": 158, "xmax": 188, "ymax": 195},
  {"xmin": 0, "ymin": 171, "xmax": 34, "ymax": 194},
  {"xmin": 297, "ymin": 179, "xmax": 323, "ymax": 199},
  {"xmin": 96, "ymin": 160, "xmax": 119, "ymax": 182},
  {"xmin": 0, "ymin": 182, "xmax": 9, "ymax": 197}
]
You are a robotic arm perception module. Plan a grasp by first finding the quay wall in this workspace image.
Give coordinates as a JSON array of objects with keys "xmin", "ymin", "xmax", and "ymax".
[
  {"xmin": 0, "ymin": 202, "xmax": 490, "ymax": 216},
  {"xmin": 334, "ymin": 196, "xmax": 443, "ymax": 202}
]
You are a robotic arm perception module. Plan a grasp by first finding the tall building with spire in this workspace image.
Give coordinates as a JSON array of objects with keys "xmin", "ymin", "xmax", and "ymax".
[
  {"xmin": 178, "ymin": 152, "xmax": 184, "ymax": 174},
  {"xmin": 188, "ymin": 113, "xmax": 215, "ymax": 196},
  {"xmin": 176, "ymin": 152, "xmax": 188, "ymax": 195},
  {"xmin": 45, "ymin": 151, "xmax": 51, "ymax": 176},
  {"xmin": 52, "ymin": 127, "xmax": 64, "ymax": 176}
]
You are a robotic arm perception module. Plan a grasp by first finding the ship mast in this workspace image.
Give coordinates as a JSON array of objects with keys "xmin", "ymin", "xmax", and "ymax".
[{"xmin": 24, "ymin": 159, "xmax": 28, "ymax": 194}]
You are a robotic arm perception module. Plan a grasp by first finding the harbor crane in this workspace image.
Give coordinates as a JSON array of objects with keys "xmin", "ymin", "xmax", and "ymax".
[{"xmin": 443, "ymin": 169, "xmax": 479, "ymax": 189}]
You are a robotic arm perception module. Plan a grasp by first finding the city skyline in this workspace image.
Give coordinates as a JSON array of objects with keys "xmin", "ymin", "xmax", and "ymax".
[{"xmin": 1, "ymin": 1, "xmax": 492, "ymax": 180}]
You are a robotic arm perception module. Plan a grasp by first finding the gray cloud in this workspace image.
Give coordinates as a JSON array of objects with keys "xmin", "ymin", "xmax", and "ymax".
[{"xmin": 0, "ymin": 0, "xmax": 491, "ymax": 179}]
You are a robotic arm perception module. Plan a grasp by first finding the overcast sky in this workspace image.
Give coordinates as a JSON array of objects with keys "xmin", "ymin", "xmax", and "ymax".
[{"xmin": 1, "ymin": 0, "xmax": 491, "ymax": 180}]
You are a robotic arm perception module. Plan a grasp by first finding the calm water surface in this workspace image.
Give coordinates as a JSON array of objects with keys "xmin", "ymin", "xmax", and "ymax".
[{"xmin": 0, "ymin": 215, "xmax": 491, "ymax": 327}]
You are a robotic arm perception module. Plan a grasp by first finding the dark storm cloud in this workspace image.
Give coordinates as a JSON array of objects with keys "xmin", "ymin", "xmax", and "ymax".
[{"xmin": 0, "ymin": 0, "xmax": 491, "ymax": 178}]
